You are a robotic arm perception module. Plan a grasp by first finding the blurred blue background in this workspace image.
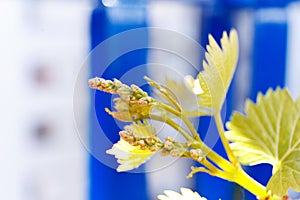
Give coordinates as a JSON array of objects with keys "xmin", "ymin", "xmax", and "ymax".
[{"xmin": 2, "ymin": 0, "xmax": 300, "ymax": 199}]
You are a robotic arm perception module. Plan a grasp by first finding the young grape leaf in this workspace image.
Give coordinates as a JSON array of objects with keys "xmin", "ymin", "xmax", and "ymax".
[
  {"xmin": 164, "ymin": 77, "xmax": 213, "ymax": 115},
  {"xmin": 196, "ymin": 29, "xmax": 239, "ymax": 114},
  {"xmin": 297, "ymin": 96, "xmax": 300, "ymax": 106},
  {"xmin": 158, "ymin": 188, "xmax": 207, "ymax": 200},
  {"xmin": 149, "ymin": 30, "xmax": 238, "ymax": 116},
  {"xmin": 226, "ymin": 88, "xmax": 300, "ymax": 197},
  {"xmin": 106, "ymin": 139, "xmax": 154, "ymax": 172}
]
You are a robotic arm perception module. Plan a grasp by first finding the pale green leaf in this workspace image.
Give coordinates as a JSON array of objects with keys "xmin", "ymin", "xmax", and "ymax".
[
  {"xmin": 196, "ymin": 29, "xmax": 239, "ymax": 114},
  {"xmin": 106, "ymin": 139, "xmax": 154, "ymax": 172},
  {"xmin": 297, "ymin": 96, "xmax": 300, "ymax": 107},
  {"xmin": 165, "ymin": 77, "xmax": 198, "ymax": 111},
  {"xmin": 164, "ymin": 77, "xmax": 213, "ymax": 116},
  {"xmin": 226, "ymin": 88, "xmax": 300, "ymax": 197},
  {"xmin": 157, "ymin": 188, "xmax": 207, "ymax": 200},
  {"xmin": 160, "ymin": 30, "xmax": 238, "ymax": 116}
]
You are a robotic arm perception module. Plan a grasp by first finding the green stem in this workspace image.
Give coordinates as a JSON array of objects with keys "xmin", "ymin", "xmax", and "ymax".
[
  {"xmin": 182, "ymin": 116, "xmax": 201, "ymax": 141},
  {"xmin": 153, "ymin": 102, "xmax": 271, "ymax": 199},
  {"xmin": 159, "ymin": 103, "xmax": 200, "ymax": 140},
  {"xmin": 191, "ymin": 141, "xmax": 270, "ymax": 199},
  {"xmin": 144, "ymin": 76, "xmax": 182, "ymax": 112},
  {"xmin": 234, "ymin": 167, "xmax": 270, "ymax": 199},
  {"xmin": 191, "ymin": 141, "xmax": 233, "ymax": 172},
  {"xmin": 202, "ymin": 158, "xmax": 219, "ymax": 173},
  {"xmin": 214, "ymin": 113, "xmax": 237, "ymax": 164},
  {"xmin": 150, "ymin": 114, "xmax": 193, "ymax": 142},
  {"xmin": 159, "ymin": 102, "xmax": 181, "ymax": 117}
]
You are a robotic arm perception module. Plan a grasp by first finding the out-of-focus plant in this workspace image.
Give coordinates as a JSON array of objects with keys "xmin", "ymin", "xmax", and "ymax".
[{"xmin": 89, "ymin": 30, "xmax": 300, "ymax": 200}]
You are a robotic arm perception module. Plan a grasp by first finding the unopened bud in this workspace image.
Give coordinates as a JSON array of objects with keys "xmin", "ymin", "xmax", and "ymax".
[
  {"xmin": 119, "ymin": 131, "xmax": 135, "ymax": 143},
  {"xmin": 164, "ymin": 140, "xmax": 174, "ymax": 151},
  {"xmin": 190, "ymin": 149, "xmax": 204, "ymax": 162},
  {"xmin": 131, "ymin": 84, "xmax": 148, "ymax": 99},
  {"xmin": 160, "ymin": 148, "xmax": 170, "ymax": 156},
  {"xmin": 161, "ymin": 137, "xmax": 186, "ymax": 157},
  {"xmin": 170, "ymin": 149, "xmax": 184, "ymax": 157}
]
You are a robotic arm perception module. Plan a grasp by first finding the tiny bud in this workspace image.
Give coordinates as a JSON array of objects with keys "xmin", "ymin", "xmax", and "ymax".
[
  {"xmin": 190, "ymin": 149, "xmax": 204, "ymax": 162},
  {"xmin": 164, "ymin": 140, "xmax": 174, "ymax": 151},
  {"xmin": 145, "ymin": 137, "xmax": 155, "ymax": 145},
  {"xmin": 113, "ymin": 78, "xmax": 122, "ymax": 87},
  {"xmin": 170, "ymin": 149, "xmax": 182, "ymax": 157},
  {"xmin": 149, "ymin": 145, "xmax": 160, "ymax": 152},
  {"xmin": 165, "ymin": 137, "xmax": 175, "ymax": 142},
  {"xmin": 119, "ymin": 131, "xmax": 135, "ymax": 143},
  {"xmin": 160, "ymin": 149, "xmax": 170, "ymax": 156},
  {"xmin": 137, "ymin": 140, "xmax": 145, "ymax": 146},
  {"xmin": 88, "ymin": 77, "xmax": 99, "ymax": 88},
  {"xmin": 90, "ymin": 77, "xmax": 154, "ymax": 122}
]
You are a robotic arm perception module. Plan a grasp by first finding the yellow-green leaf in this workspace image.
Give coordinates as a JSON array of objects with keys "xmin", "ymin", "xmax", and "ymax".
[
  {"xmin": 226, "ymin": 88, "xmax": 300, "ymax": 197},
  {"xmin": 196, "ymin": 29, "xmax": 239, "ymax": 114},
  {"xmin": 106, "ymin": 139, "xmax": 154, "ymax": 172},
  {"xmin": 164, "ymin": 77, "xmax": 212, "ymax": 115},
  {"xmin": 157, "ymin": 188, "xmax": 207, "ymax": 200},
  {"xmin": 297, "ymin": 96, "xmax": 300, "ymax": 106}
]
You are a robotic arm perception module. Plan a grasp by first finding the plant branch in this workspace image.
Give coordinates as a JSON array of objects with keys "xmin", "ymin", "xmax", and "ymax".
[
  {"xmin": 187, "ymin": 166, "xmax": 212, "ymax": 178},
  {"xmin": 152, "ymin": 102, "xmax": 271, "ymax": 199},
  {"xmin": 144, "ymin": 76, "xmax": 182, "ymax": 112},
  {"xmin": 159, "ymin": 102, "xmax": 201, "ymax": 141},
  {"xmin": 182, "ymin": 116, "xmax": 201, "ymax": 141},
  {"xmin": 234, "ymin": 167, "xmax": 271, "ymax": 199},
  {"xmin": 150, "ymin": 114, "xmax": 193, "ymax": 142},
  {"xmin": 214, "ymin": 112, "xmax": 238, "ymax": 165},
  {"xmin": 158, "ymin": 102, "xmax": 182, "ymax": 117},
  {"xmin": 190, "ymin": 141, "xmax": 233, "ymax": 172},
  {"xmin": 157, "ymin": 102, "xmax": 237, "ymax": 171},
  {"xmin": 189, "ymin": 158, "xmax": 271, "ymax": 199}
]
